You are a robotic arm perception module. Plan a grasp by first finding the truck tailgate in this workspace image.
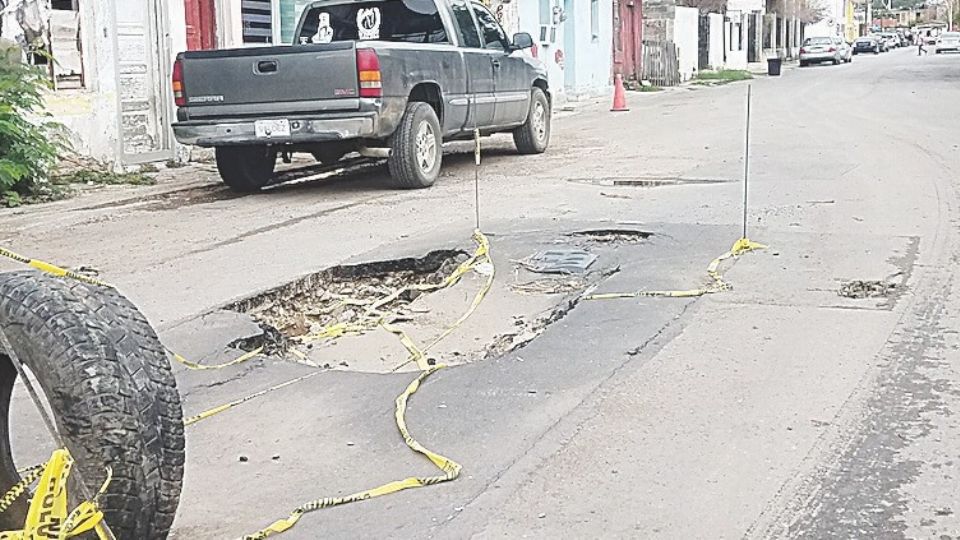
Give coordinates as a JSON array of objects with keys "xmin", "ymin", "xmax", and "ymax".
[{"xmin": 180, "ymin": 42, "xmax": 359, "ymax": 117}]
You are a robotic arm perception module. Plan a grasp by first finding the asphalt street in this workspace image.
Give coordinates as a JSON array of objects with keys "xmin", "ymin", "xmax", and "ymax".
[{"xmin": 3, "ymin": 46, "xmax": 960, "ymax": 539}]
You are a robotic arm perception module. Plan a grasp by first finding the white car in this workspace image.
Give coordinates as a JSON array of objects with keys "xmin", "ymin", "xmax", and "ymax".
[
  {"xmin": 799, "ymin": 36, "xmax": 852, "ymax": 66},
  {"xmin": 936, "ymin": 32, "xmax": 960, "ymax": 53}
]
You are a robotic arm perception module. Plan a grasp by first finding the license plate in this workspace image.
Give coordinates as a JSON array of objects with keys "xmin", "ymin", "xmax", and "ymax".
[{"xmin": 255, "ymin": 119, "xmax": 291, "ymax": 139}]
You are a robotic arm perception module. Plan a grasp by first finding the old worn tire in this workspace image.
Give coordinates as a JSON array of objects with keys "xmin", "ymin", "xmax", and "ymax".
[
  {"xmin": 513, "ymin": 87, "xmax": 551, "ymax": 155},
  {"xmin": 61, "ymin": 279, "xmax": 185, "ymax": 539},
  {"xmin": 387, "ymin": 102, "xmax": 442, "ymax": 189},
  {"xmin": 312, "ymin": 147, "xmax": 347, "ymax": 165},
  {"xmin": 0, "ymin": 272, "xmax": 175, "ymax": 539},
  {"xmin": 215, "ymin": 146, "xmax": 276, "ymax": 193}
]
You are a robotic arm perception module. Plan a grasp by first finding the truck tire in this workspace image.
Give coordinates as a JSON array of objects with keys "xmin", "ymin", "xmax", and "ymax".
[
  {"xmin": 61, "ymin": 278, "xmax": 185, "ymax": 539},
  {"xmin": 312, "ymin": 147, "xmax": 348, "ymax": 165},
  {"xmin": 513, "ymin": 87, "xmax": 551, "ymax": 155},
  {"xmin": 0, "ymin": 272, "xmax": 178, "ymax": 539},
  {"xmin": 387, "ymin": 102, "xmax": 442, "ymax": 189},
  {"xmin": 215, "ymin": 146, "xmax": 276, "ymax": 192}
]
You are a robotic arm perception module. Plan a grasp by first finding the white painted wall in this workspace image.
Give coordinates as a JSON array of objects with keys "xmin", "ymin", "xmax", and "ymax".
[
  {"xmin": 674, "ymin": 6, "xmax": 698, "ymax": 81},
  {"xmin": 708, "ymin": 13, "xmax": 724, "ymax": 68},
  {"xmin": 218, "ymin": 0, "xmax": 245, "ymax": 48},
  {"xmin": 724, "ymin": 10, "xmax": 748, "ymax": 69},
  {"xmin": 563, "ymin": 0, "xmax": 613, "ymax": 100},
  {"xmin": 514, "ymin": 0, "xmax": 566, "ymax": 103},
  {"xmin": 44, "ymin": 0, "xmax": 120, "ymax": 162}
]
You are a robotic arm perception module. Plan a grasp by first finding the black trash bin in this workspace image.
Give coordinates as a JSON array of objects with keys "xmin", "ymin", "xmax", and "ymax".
[{"xmin": 767, "ymin": 57, "xmax": 782, "ymax": 76}]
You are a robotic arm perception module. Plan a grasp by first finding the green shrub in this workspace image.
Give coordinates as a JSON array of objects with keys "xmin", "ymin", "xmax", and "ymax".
[{"xmin": 0, "ymin": 57, "xmax": 65, "ymax": 203}]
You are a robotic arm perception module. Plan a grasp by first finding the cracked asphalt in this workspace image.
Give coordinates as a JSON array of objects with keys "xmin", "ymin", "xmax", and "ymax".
[{"xmin": 4, "ymin": 47, "xmax": 960, "ymax": 538}]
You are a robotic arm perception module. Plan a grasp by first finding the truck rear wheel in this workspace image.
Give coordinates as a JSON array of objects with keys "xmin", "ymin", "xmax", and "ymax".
[
  {"xmin": 513, "ymin": 87, "xmax": 551, "ymax": 155},
  {"xmin": 387, "ymin": 102, "xmax": 442, "ymax": 189},
  {"xmin": 215, "ymin": 145, "xmax": 277, "ymax": 192},
  {"xmin": 0, "ymin": 271, "xmax": 183, "ymax": 539},
  {"xmin": 312, "ymin": 146, "xmax": 348, "ymax": 165}
]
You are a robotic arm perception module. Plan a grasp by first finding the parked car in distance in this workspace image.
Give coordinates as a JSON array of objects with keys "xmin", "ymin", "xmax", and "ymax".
[
  {"xmin": 853, "ymin": 36, "xmax": 881, "ymax": 54},
  {"xmin": 936, "ymin": 32, "xmax": 960, "ymax": 53},
  {"xmin": 172, "ymin": 0, "xmax": 551, "ymax": 192},
  {"xmin": 799, "ymin": 36, "xmax": 851, "ymax": 66},
  {"xmin": 881, "ymin": 33, "xmax": 902, "ymax": 48}
]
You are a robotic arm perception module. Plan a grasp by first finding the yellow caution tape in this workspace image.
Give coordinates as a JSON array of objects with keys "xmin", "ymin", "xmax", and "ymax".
[
  {"xmin": 170, "ymin": 346, "xmax": 264, "ymax": 371},
  {"xmin": 0, "ymin": 466, "xmax": 43, "ymax": 514},
  {"xmin": 183, "ymin": 372, "xmax": 322, "ymax": 427},
  {"xmin": 0, "ymin": 449, "xmax": 111, "ymax": 540},
  {"xmin": 239, "ymin": 366, "xmax": 459, "ymax": 540},
  {"xmin": 0, "ymin": 248, "xmax": 108, "ymax": 288},
  {"xmin": 0, "ymin": 247, "xmax": 258, "ymax": 374},
  {"xmin": 586, "ymin": 237, "xmax": 766, "ymax": 300},
  {"xmin": 298, "ymin": 230, "xmax": 491, "ymax": 345}
]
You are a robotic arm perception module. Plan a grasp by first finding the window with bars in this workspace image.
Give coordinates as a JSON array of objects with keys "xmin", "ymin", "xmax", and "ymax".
[{"xmin": 242, "ymin": 0, "xmax": 274, "ymax": 44}]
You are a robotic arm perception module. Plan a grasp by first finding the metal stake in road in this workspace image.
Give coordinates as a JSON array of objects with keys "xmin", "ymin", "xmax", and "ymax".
[
  {"xmin": 472, "ymin": 95, "xmax": 482, "ymax": 231},
  {"xmin": 742, "ymin": 84, "xmax": 752, "ymax": 240}
]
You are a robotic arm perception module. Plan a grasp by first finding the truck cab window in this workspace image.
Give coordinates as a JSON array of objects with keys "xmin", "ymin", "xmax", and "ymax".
[
  {"xmin": 449, "ymin": 0, "xmax": 482, "ymax": 48},
  {"xmin": 297, "ymin": 1, "xmax": 448, "ymax": 45},
  {"xmin": 470, "ymin": 3, "xmax": 508, "ymax": 51}
]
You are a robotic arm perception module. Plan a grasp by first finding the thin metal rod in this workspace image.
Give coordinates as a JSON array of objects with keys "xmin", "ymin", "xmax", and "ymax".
[
  {"xmin": 472, "ymin": 94, "xmax": 481, "ymax": 231},
  {"xmin": 0, "ymin": 324, "xmax": 117, "ymax": 540},
  {"xmin": 743, "ymin": 84, "xmax": 752, "ymax": 239}
]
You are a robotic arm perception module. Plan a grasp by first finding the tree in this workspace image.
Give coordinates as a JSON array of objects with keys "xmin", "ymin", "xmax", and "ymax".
[
  {"xmin": 798, "ymin": 0, "xmax": 830, "ymax": 22},
  {"xmin": 677, "ymin": 0, "xmax": 729, "ymax": 13}
]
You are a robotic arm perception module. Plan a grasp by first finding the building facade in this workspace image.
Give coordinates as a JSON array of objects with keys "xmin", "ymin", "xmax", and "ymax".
[{"xmin": 3, "ymin": 0, "xmax": 615, "ymax": 166}]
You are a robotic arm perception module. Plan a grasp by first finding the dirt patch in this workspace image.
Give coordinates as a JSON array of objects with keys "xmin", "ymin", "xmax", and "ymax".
[
  {"xmin": 226, "ymin": 250, "xmax": 467, "ymax": 340},
  {"xmin": 838, "ymin": 280, "xmax": 899, "ymax": 299}
]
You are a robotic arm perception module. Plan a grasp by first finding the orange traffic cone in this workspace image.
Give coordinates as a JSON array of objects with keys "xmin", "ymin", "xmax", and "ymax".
[{"xmin": 611, "ymin": 74, "xmax": 629, "ymax": 112}]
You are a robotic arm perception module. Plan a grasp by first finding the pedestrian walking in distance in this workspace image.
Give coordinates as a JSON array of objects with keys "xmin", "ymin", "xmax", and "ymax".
[{"xmin": 918, "ymin": 37, "xmax": 927, "ymax": 55}]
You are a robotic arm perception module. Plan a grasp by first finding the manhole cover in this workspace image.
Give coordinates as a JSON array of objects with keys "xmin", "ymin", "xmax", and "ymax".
[
  {"xmin": 524, "ymin": 249, "xmax": 597, "ymax": 274},
  {"xmin": 566, "ymin": 176, "xmax": 730, "ymax": 187}
]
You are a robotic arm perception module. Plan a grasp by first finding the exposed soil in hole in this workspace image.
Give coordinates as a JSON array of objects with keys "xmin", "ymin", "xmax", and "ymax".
[
  {"xmin": 225, "ymin": 250, "xmax": 468, "ymax": 340},
  {"xmin": 567, "ymin": 176, "xmax": 730, "ymax": 187},
  {"xmin": 838, "ymin": 280, "xmax": 899, "ymax": 299},
  {"xmin": 569, "ymin": 229, "xmax": 654, "ymax": 243}
]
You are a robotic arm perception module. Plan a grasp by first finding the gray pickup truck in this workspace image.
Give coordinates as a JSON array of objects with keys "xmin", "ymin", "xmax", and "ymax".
[{"xmin": 172, "ymin": 0, "xmax": 551, "ymax": 192}]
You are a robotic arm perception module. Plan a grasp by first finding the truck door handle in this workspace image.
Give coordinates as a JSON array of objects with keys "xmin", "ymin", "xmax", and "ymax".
[
  {"xmin": 491, "ymin": 58, "xmax": 502, "ymax": 69},
  {"xmin": 256, "ymin": 60, "xmax": 278, "ymax": 74}
]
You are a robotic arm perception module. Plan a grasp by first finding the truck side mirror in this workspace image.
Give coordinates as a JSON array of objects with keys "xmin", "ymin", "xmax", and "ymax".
[{"xmin": 512, "ymin": 32, "xmax": 534, "ymax": 50}]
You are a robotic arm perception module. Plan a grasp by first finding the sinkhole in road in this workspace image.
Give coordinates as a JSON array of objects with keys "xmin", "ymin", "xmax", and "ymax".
[
  {"xmin": 569, "ymin": 229, "xmax": 654, "ymax": 244},
  {"xmin": 225, "ymin": 250, "xmax": 469, "ymax": 349},
  {"xmin": 220, "ymin": 242, "xmax": 605, "ymax": 373}
]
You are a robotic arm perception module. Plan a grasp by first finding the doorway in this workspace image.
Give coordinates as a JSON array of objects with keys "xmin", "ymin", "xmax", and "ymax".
[{"xmin": 184, "ymin": 0, "xmax": 217, "ymax": 50}]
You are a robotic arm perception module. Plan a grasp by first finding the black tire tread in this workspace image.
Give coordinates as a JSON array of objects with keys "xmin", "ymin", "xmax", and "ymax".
[
  {"xmin": 513, "ymin": 87, "xmax": 551, "ymax": 155},
  {"xmin": 61, "ymin": 279, "xmax": 184, "ymax": 539},
  {"xmin": 387, "ymin": 102, "xmax": 442, "ymax": 189},
  {"xmin": 0, "ymin": 272, "xmax": 158, "ymax": 538},
  {"xmin": 215, "ymin": 146, "xmax": 276, "ymax": 193}
]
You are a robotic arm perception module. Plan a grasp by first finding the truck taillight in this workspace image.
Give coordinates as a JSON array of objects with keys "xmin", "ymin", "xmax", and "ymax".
[
  {"xmin": 828, "ymin": 47, "xmax": 837, "ymax": 52},
  {"xmin": 357, "ymin": 48, "xmax": 382, "ymax": 98},
  {"xmin": 172, "ymin": 59, "xmax": 185, "ymax": 107}
]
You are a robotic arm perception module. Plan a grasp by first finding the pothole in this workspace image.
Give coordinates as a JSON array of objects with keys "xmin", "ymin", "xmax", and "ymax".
[
  {"xmin": 567, "ymin": 176, "xmax": 731, "ymax": 187},
  {"xmin": 225, "ymin": 250, "xmax": 468, "ymax": 342},
  {"xmin": 569, "ymin": 229, "xmax": 654, "ymax": 243}
]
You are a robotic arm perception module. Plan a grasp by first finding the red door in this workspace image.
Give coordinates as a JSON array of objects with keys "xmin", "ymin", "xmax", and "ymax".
[
  {"xmin": 184, "ymin": 0, "xmax": 217, "ymax": 50},
  {"xmin": 614, "ymin": 0, "xmax": 643, "ymax": 80}
]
